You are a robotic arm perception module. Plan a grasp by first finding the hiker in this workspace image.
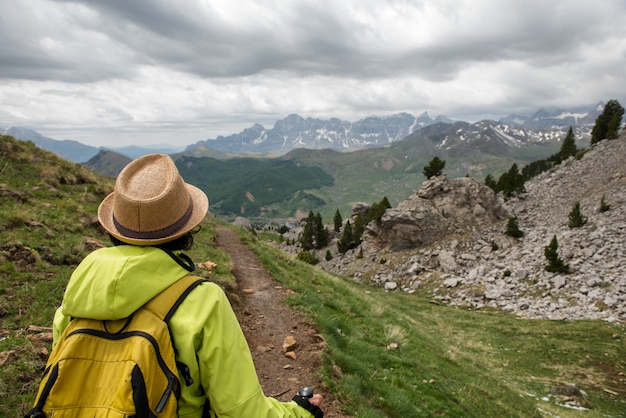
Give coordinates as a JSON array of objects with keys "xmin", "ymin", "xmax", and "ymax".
[{"xmin": 46, "ymin": 154, "xmax": 324, "ymax": 417}]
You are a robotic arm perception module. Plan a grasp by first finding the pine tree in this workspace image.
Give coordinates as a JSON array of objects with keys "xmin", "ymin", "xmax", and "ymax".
[
  {"xmin": 591, "ymin": 99, "xmax": 624, "ymax": 144},
  {"xmin": 568, "ymin": 202, "xmax": 587, "ymax": 229},
  {"xmin": 559, "ymin": 127, "xmax": 578, "ymax": 161},
  {"xmin": 380, "ymin": 196, "xmax": 391, "ymax": 209},
  {"xmin": 300, "ymin": 219, "xmax": 314, "ymax": 250},
  {"xmin": 607, "ymin": 113, "xmax": 622, "ymax": 140},
  {"xmin": 314, "ymin": 212, "xmax": 329, "ymax": 249},
  {"xmin": 353, "ymin": 214, "xmax": 365, "ymax": 245},
  {"xmin": 423, "ymin": 156, "xmax": 446, "ymax": 179},
  {"xmin": 333, "ymin": 209, "xmax": 342, "ymax": 232},
  {"xmin": 521, "ymin": 159, "xmax": 553, "ymax": 181},
  {"xmin": 484, "ymin": 174, "xmax": 497, "ymax": 192},
  {"xmin": 337, "ymin": 220, "xmax": 354, "ymax": 254},
  {"xmin": 599, "ymin": 195, "xmax": 610, "ymax": 213},
  {"xmin": 505, "ymin": 216, "xmax": 524, "ymax": 238},
  {"xmin": 544, "ymin": 235, "xmax": 569, "ymax": 273},
  {"xmin": 497, "ymin": 163, "xmax": 525, "ymax": 198},
  {"xmin": 367, "ymin": 196, "xmax": 391, "ymax": 224}
]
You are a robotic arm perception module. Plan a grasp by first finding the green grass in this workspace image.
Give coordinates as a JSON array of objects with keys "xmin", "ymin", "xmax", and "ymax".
[
  {"xmin": 2, "ymin": 135, "xmax": 625, "ymax": 417},
  {"xmin": 238, "ymin": 228, "xmax": 626, "ymax": 418}
]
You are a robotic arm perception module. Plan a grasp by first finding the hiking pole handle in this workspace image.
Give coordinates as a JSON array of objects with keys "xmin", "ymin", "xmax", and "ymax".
[{"xmin": 293, "ymin": 386, "xmax": 323, "ymax": 418}]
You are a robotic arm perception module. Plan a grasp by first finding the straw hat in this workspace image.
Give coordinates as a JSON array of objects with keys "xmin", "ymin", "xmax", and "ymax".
[{"xmin": 98, "ymin": 154, "xmax": 209, "ymax": 246}]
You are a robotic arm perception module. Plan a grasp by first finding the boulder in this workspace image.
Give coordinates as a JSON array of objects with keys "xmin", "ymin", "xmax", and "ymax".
[{"xmin": 364, "ymin": 175, "xmax": 507, "ymax": 251}]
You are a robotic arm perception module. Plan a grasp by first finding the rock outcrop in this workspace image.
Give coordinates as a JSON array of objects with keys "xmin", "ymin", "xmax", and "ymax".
[
  {"xmin": 317, "ymin": 131, "xmax": 626, "ymax": 322},
  {"xmin": 362, "ymin": 176, "xmax": 507, "ymax": 252}
]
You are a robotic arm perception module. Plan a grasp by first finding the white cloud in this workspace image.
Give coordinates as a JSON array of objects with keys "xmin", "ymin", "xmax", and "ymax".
[{"xmin": 0, "ymin": 0, "xmax": 624, "ymax": 147}]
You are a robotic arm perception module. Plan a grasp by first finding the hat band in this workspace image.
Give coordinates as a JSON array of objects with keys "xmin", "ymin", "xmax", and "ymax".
[{"xmin": 112, "ymin": 197, "xmax": 194, "ymax": 240}]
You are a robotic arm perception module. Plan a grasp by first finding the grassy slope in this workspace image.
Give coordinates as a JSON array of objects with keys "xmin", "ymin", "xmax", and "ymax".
[
  {"xmin": 275, "ymin": 136, "xmax": 560, "ymax": 221},
  {"xmin": 0, "ymin": 136, "xmax": 232, "ymax": 415},
  {"xmin": 241, "ymin": 230, "xmax": 626, "ymax": 418},
  {"xmin": 176, "ymin": 155, "xmax": 334, "ymax": 219}
]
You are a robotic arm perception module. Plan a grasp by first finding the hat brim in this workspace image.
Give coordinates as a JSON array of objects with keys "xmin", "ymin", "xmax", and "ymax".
[{"xmin": 98, "ymin": 183, "xmax": 209, "ymax": 246}]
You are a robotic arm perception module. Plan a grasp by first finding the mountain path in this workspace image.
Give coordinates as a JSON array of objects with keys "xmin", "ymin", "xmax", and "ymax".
[{"xmin": 214, "ymin": 226, "xmax": 348, "ymax": 417}]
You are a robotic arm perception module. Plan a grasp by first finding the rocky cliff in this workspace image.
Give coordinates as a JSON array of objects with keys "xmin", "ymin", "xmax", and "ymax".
[
  {"xmin": 318, "ymin": 131, "xmax": 626, "ymax": 322},
  {"xmin": 362, "ymin": 176, "xmax": 507, "ymax": 252}
]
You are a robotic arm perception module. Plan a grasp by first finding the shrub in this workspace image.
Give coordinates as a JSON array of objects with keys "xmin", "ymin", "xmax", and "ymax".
[{"xmin": 296, "ymin": 250, "xmax": 319, "ymax": 265}]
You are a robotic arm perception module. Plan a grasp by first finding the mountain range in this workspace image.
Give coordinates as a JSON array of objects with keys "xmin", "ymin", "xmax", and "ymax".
[
  {"xmin": 3, "ymin": 103, "xmax": 603, "ymax": 163},
  {"xmin": 186, "ymin": 103, "xmax": 602, "ymax": 155},
  {"xmin": 3, "ymin": 103, "xmax": 605, "ymax": 220}
]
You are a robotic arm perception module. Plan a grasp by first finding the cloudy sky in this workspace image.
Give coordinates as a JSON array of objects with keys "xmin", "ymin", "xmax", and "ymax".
[{"xmin": 1, "ymin": 0, "xmax": 624, "ymax": 148}]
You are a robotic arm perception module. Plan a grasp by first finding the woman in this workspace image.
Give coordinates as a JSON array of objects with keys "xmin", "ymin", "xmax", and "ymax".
[{"xmin": 52, "ymin": 154, "xmax": 324, "ymax": 417}]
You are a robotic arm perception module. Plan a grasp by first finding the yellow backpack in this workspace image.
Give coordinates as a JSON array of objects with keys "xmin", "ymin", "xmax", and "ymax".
[{"xmin": 26, "ymin": 276, "xmax": 207, "ymax": 418}]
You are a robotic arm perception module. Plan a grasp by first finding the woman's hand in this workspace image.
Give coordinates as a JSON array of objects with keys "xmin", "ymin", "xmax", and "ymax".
[{"xmin": 310, "ymin": 393, "xmax": 323, "ymax": 407}]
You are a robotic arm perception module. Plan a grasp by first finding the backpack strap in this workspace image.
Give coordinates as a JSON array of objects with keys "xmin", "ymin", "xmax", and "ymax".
[
  {"xmin": 144, "ymin": 275, "xmax": 208, "ymax": 322},
  {"xmin": 143, "ymin": 275, "xmax": 209, "ymax": 389}
]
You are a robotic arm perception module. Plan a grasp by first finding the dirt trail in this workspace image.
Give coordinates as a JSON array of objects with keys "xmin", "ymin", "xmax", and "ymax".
[{"xmin": 214, "ymin": 226, "xmax": 348, "ymax": 417}]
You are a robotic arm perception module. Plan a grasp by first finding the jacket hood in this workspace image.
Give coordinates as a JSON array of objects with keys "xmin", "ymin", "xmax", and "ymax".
[{"xmin": 61, "ymin": 246, "xmax": 191, "ymax": 320}]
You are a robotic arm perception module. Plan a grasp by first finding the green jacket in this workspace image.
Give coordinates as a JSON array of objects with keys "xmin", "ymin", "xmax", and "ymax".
[{"xmin": 53, "ymin": 245, "xmax": 315, "ymax": 418}]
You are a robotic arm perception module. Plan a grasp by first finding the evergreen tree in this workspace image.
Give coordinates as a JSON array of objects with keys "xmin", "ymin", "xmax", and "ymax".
[
  {"xmin": 497, "ymin": 163, "xmax": 525, "ymax": 198},
  {"xmin": 599, "ymin": 195, "xmax": 610, "ymax": 213},
  {"xmin": 367, "ymin": 196, "xmax": 391, "ymax": 224},
  {"xmin": 423, "ymin": 156, "xmax": 446, "ymax": 179},
  {"xmin": 333, "ymin": 209, "xmax": 342, "ymax": 232},
  {"xmin": 591, "ymin": 99, "xmax": 624, "ymax": 144},
  {"xmin": 559, "ymin": 127, "xmax": 578, "ymax": 161},
  {"xmin": 522, "ymin": 159, "xmax": 553, "ymax": 181},
  {"xmin": 337, "ymin": 220, "xmax": 354, "ymax": 254},
  {"xmin": 544, "ymin": 235, "xmax": 569, "ymax": 273},
  {"xmin": 568, "ymin": 202, "xmax": 587, "ymax": 229},
  {"xmin": 505, "ymin": 216, "xmax": 524, "ymax": 238},
  {"xmin": 314, "ymin": 212, "xmax": 329, "ymax": 249},
  {"xmin": 607, "ymin": 113, "xmax": 622, "ymax": 140},
  {"xmin": 300, "ymin": 218, "xmax": 314, "ymax": 250},
  {"xmin": 484, "ymin": 174, "xmax": 497, "ymax": 192},
  {"xmin": 353, "ymin": 214, "xmax": 365, "ymax": 245}
]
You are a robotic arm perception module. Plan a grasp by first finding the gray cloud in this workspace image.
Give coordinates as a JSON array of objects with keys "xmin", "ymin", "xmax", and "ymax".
[{"xmin": 0, "ymin": 0, "xmax": 624, "ymax": 146}]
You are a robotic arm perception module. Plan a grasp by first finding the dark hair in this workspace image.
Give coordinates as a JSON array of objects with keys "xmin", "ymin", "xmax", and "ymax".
[{"xmin": 157, "ymin": 232, "xmax": 195, "ymax": 251}]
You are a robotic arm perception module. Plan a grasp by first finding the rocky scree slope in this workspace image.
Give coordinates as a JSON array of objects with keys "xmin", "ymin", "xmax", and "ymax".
[{"xmin": 317, "ymin": 131, "xmax": 626, "ymax": 322}]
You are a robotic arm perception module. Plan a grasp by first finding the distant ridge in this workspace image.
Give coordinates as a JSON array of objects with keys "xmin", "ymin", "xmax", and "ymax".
[
  {"xmin": 3, "ymin": 127, "xmax": 184, "ymax": 164},
  {"xmin": 84, "ymin": 149, "xmax": 132, "ymax": 177},
  {"xmin": 2, "ymin": 127, "xmax": 99, "ymax": 163},
  {"xmin": 185, "ymin": 104, "xmax": 601, "ymax": 156}
]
